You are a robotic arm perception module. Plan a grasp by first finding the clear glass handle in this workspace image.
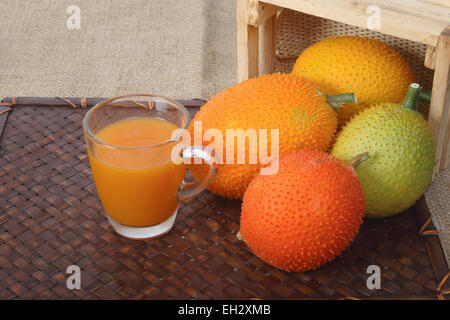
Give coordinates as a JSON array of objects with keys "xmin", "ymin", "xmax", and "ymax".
[{"xmin": 177, "ymin": 146, "xmax": 219, "ymax": 201}]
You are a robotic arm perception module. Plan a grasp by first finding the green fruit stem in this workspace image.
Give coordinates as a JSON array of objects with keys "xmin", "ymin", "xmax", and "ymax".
[
  {"xmin": 324, "ymin": 92, "xmax": 358, "ymax": 112},
  {"xmin": 402, "ymin": 83, "xmax": 431, "ymax": 111},
  {"xmin": 348, "ymin": 152, "xmax": 370, "ymax": 169}
]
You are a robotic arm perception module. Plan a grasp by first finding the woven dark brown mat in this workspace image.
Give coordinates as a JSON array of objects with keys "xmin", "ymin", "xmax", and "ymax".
[{"xmin": 0, "ymin": 98, "xmax": 449, "ymax": 300}]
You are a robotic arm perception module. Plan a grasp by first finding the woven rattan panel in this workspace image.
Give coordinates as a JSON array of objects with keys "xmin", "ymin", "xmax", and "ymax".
[
  {"xmin": 0, "ymin": 104, "xmax": 440, "ymax": 299},
  {"xmin": 275, "ymin": 9, "xmax": 434, "ymax": 118}
]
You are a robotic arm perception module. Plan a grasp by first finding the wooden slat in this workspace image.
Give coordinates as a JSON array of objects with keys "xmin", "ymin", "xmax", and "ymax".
[
  {"xmin": 248, "ymin": 1, "xmax": 282, "ymax": 26},
  {"xmin": 247, "ymin": 25, "xmax": 260, "ymax": 79},
  {"xmin": 259, "ymin": 14, "xmax": 277, "ymax": 75},
  {"xmin": 428, "ymin": 26, "xmax": 450, "ymax": 172},
  {"xmin": 247, "ymin": 0, "xmax": 260, "ymax": 26},
  {"xmin": 425, "ymin": 45, "xmax": 437, "ymax": 69},
  {"xmin": 237, "ymin": 0, "xmax": 260, "ymax": 81},
  {"xmin": 259, "ymin": 2, "xmax": 282, "ymax": 23},
  {"xmin": 409, "ymin": 0, "xmax": 450, "ymax": 9},
  {"xmin": 443, "ymin": 116, "xmax": 450, "ymax": 168},
  {"xmin": 359, "ymin": 0, "xmax": 450, "ymax": 24},
  {"xmin": 262, "ymin": 0, "xmax": 448, "ymax": 45}
]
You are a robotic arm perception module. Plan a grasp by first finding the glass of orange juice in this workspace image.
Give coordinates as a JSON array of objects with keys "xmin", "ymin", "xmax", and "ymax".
[{"xmin": 83, "ymin": 94, "xmax": 218, "ymax": 239}]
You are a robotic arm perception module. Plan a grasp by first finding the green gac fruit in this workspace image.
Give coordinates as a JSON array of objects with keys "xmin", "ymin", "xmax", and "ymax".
[{"xmin": 331, "ymin": 83, "xmax": 436, "ymax": 218}]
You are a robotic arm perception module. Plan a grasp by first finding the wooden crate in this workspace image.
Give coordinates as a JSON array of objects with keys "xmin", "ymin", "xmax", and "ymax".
[{"xmin": 237, "ymin": 0, "xmax": 450, "ymax": 175}]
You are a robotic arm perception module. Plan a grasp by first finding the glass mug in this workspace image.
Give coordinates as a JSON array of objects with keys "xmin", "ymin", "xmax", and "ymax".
[{"xmin": 83, "ymin": 94, "xmax": 218, "ymax": 239}]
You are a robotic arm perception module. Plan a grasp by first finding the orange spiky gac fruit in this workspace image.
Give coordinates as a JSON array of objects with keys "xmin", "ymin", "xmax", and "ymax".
[
  {"xmin": 240, "ymin": 150, "xmax": 365, "ymax": 272},
  {"xmin": 292, "ymin": 36, "xmax": 415, "ymax": 125},
  {"xmin": 188, "ymin": 74, "xmax": 338, "ymax": 199}
]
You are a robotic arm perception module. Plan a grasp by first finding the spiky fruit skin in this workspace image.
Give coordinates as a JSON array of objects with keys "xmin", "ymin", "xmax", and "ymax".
[
  {"xmin": 240, "ymin": 150, "xmax": 365, "ymax": 272},
  {"xmin": 188, "ymin": 74, "xmax": 338, "ymax": 199},
  {"xmin": 331, "ymin": 103, "xmax": 435, "ymax": 218},
  {"xmin": 292, "ymin": 36, "xmax": 416, "ymax": 125}
]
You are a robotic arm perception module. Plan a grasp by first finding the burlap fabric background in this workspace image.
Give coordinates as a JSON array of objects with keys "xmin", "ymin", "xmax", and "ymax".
[
  {"xmin": 0, "ymin": 0, "xmax": 237, "ymax": 99},
  {"xmin": 0, "ymin": 0, "xmax": 448, "ymax": 265}
]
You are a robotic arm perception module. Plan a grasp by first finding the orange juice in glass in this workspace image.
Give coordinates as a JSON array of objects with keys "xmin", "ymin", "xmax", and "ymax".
[{"xmin": 83, "ymin": 95, "xmax": 218, "ymax": 239}]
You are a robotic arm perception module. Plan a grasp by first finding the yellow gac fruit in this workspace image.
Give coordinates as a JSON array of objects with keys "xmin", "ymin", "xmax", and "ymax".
[
  {"xmin": 292, "ymin": 36, "xmax": 416, "ymax": 125},
  {"xmin": 240, "ymin": 150, "xmax": 365, "ymax": 272}
]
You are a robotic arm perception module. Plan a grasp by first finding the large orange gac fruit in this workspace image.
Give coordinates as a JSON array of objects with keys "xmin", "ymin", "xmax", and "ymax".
[
  {"xmin": 240, "ymin": 150, "xmax": 365, "ymax": 272},
  {"xmin": 188, "ymin": 74, "xmax": 338, "ymax": 199}
]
